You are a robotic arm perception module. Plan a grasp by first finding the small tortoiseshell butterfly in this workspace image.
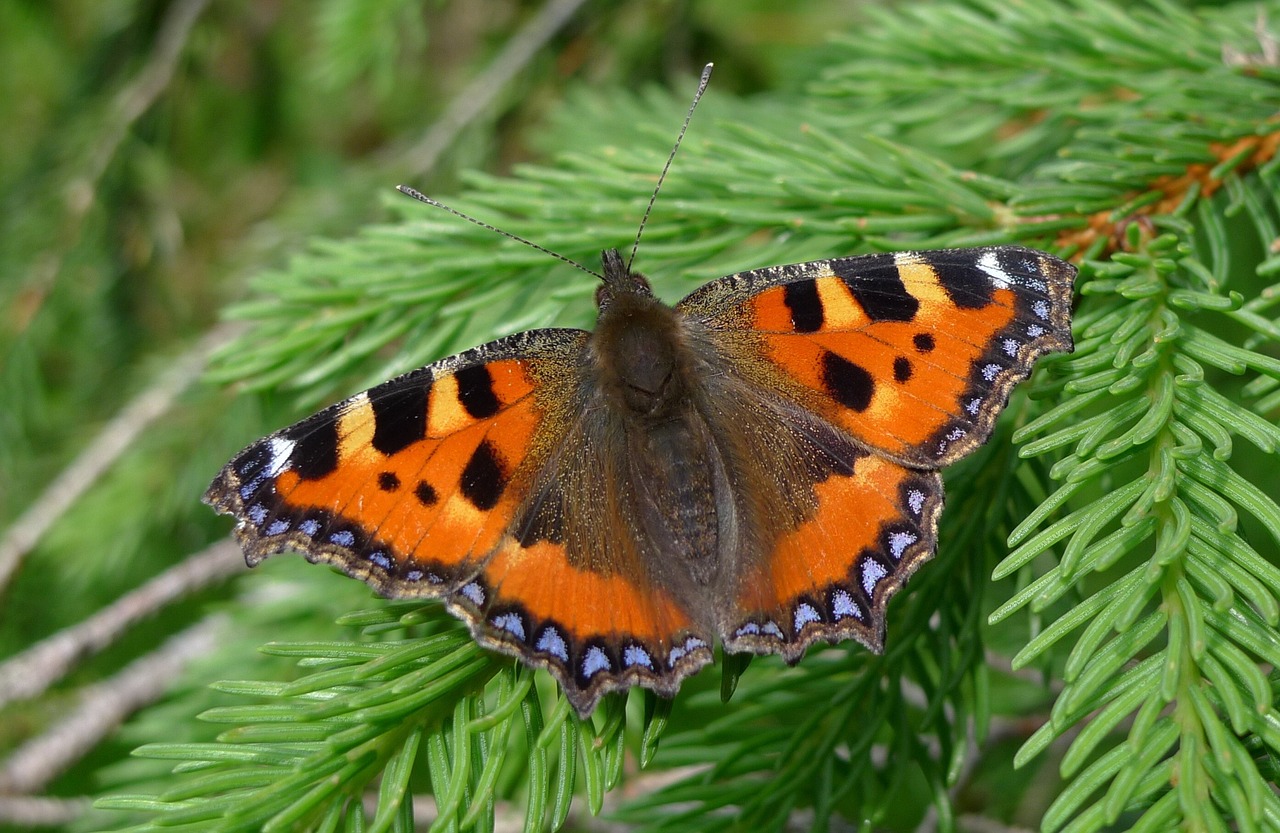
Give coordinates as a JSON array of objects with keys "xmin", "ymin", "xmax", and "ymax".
[{"xmin": 205, "ymin": 66, "xmax": 1075, "ymax": 717}]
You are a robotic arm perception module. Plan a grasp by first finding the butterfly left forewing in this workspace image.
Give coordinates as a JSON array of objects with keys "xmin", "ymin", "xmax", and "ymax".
[
  {"xmin": 204, "ymin": 329, "xmax": 587, "ymax": 594},
  {"xmin": 207, "ymin": 326, "xmax": 716, "ymax": 717}
]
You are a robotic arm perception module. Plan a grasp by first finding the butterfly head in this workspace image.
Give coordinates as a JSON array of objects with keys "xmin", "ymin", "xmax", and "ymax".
[{"xmin": 596, "ymin": 248, "xmax": 656, "ymax": 308}]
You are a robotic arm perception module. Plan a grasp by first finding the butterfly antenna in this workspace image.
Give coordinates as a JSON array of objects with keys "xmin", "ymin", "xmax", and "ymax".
[
  {"xmin": 395, "ymin": 185, "xmax": 604, "ymax": 280},
  {"xmin": 626, "ymin": 62, "xmax": 714, "ymax": 272}
]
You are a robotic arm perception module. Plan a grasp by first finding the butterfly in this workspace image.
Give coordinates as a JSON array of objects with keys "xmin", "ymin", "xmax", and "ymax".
[{"xmin": 205, "ymin": 67, "xmax": 1076, "ymax": 718}]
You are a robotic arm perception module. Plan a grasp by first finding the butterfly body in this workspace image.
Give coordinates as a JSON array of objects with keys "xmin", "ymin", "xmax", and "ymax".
[{"xmin": 207, "ymin": 244, "xmax": 1075, "ymax": 716}]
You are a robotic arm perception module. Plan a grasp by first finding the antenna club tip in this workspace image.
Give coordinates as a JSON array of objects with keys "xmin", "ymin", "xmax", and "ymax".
[{"xmin": 396, "ymin": 185, "xmax": 434, "ymax": 206}]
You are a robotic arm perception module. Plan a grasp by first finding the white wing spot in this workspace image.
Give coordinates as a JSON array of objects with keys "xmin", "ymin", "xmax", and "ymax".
[
  {"xmin": 832, "ymin": 589, "xmax": 861, "ymax": 620},
  {"xmin": 982, "ymin": 363, "xmax": 1001, "ymax": 382},
  {"xmin": 368, "ymin": 551, "xmax": 392, "ymax": 570},
  {"xmin": 889, "ymin": 531, "xmax": 918, "ymax": 560},
  {"xmin": 329, "ymin": 530, "xmax": 355, "ymax": 547},
  {"xmin": 977, "ymin": 251, "xmax": 1014, "ymax": 289},
  {"xmin": 862, "ymin": 560, "xmax": 888, "ymax": 595},
  {"xmin": 267, "ymin": 437, "xmax": 296, "ymax": 476},
  {"xmin": 1027, "ymin": 324, "xmax": 1045, "ymax": 338},
  {"xmin": 763, "ymin": 621, "xmax": 784, "ymax": 638},
  {"xmin": 247, "ymin": 503, "xmax": 268, "ymax": 526},
  {"xmin": 536, "ymin": 627, "xmax": 569, "ymax": 661},
  {"xmin": 266, "ymin": 519, "xmax": 290, "ymax": 535},
  {"xmin": 1033, "ymin": 300, "xmax": 1050, "ymax": 321},
  {"xmin": 907, "ymin": 489, "xmax": 926, "ymax": 515},
  {"xmin": 405, "ymin": 569, "xmax": 424, "ymax": 582},
  {"xmin": 966, "ymin": 397, "xmax": 983, "ymax": 415},
  {"xmin": 582, "ymin": 646, "xmax": 611, "ymax": 678},
  {"xmin": 735, "ymin": 622, "xmax": 760, "ymax": 637},
  {"xmin": 492, "ymin": 613, "xmax": 526, "ymax": 641},
  {"xmin": 299, "ymin": 519, "xmax": 321, "ymax": 536},
  {"xmin": 793, "ymin": 603, "xmax": 821, "ymax": 631},
  {"xmin": 1003, "ymin": 338, "xmax": 1019, "ymax": 357},
  {"xmin": 460, "ymin": 581, "xmax": 485, "ymax": 607},
  {"xmin": 623, "ymin": 645, "xmax": 654, "ymax": 669}
]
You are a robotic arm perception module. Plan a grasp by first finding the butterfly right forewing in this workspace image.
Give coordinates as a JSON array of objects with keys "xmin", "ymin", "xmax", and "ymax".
[{"xmin": 680, "ymin": 246, "xmax": 1075, "ymax": 467}]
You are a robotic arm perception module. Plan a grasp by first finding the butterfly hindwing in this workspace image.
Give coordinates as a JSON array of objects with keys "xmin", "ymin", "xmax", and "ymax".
[
  {"xmin": 452, "ymin": 530, "xmax": 714, "ymax": 715},
  {"xmin": 679, "ymin": 246, "xmax": 1075, "ymax": 467},
  {"xmin": 724, "ymin": 449, "xmax": 944, "ymax": 660}
]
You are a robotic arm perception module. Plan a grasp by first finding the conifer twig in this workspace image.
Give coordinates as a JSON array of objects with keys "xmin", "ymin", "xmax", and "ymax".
[
  {"xmin": 0, "ymin": 323, "xmax": 241, "ymax": 594},
  {"xmin": 0, "ymin": 616, "xmax": 224, "ymax": 796},
  {"xmin": 0, "ymin": 795, "xmax": 91, "ymax": 828},
  {"xmin": 0, "ymin": 541, "xmax": 242, "ymax": 708},
  {"xmin": 78, "ymin": 0, "xmax": 213, "ymax": 197},
  {"xmin": 395, "ymin": 0, "xmax": 589, "ymax": 178}
]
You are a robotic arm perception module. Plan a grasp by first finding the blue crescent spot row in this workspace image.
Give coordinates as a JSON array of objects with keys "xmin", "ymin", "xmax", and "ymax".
[{"xmin": 729, "ymin": 475, "xmax": 935, "ymax": 643}]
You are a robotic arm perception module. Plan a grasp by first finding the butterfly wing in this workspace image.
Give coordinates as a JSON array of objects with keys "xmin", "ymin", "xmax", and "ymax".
[
  {"xmin": 681, "ymin": 246, "xmax": 1075, "ymax": 466},
  {"xmin": 205, "ymin": 327, "xmax": 713, "ymax": 716},
  {"xmin": 205, "ymin": 330, "xmax": 585, "ymax": 592},
  {"xmin": 723, "ymin": 450, "xmax": 945, "ymax": 660},
  {"xmin": 678, "ymin": 246, "xmax": 1075, "ymax": 658}
]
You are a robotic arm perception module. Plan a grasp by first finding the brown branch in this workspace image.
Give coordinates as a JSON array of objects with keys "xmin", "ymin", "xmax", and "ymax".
[
  {"xmin": 0, "ymin": 795, "xmax": 92, "ymax": 828},
  {"xmin": 0, "ymin": 322, "xmax": 242, "ymax": 594},
  {"xmin": 1054, "ymin": 130, "xmax": 1280, "ymax": 255},
  {"xmin": 395, "ymin": 0, "xmax": 589, "ymax": 179},
  {"xmin": 0, "ymin": 541, "xmax": 243, "ymax": 709},
  {"xmin": 16, "ymin": 0, "xmax": 213, "ymax": 337},
  {"xmin": 0, "ymin": 616, "xmax": 225, "ymax": 796},
  {"xmin": 78, "ymin": 0, "xmax": 213, "ymax": 197}
]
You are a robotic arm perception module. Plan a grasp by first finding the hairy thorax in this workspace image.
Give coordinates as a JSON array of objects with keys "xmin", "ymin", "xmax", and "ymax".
[{"xmin": 588, "ymin": 291, "xmax": 727, "ymax": 586}]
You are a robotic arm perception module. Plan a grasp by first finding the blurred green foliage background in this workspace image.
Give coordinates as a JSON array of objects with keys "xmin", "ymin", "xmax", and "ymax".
[{"xmin": 4, "ymin": 1, "xmax": 1280, "ymax": 832}]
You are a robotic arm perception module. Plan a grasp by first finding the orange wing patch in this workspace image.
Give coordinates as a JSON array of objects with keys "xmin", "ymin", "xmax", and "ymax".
[
  {"xmin": 724, "ymin": 455, "xmax": 943, "ymax": 661},
  {"xmin": 686, "ymin": 246, "xmax": 1075, "ymax": 468},
  {"xmin": 204, "ymin": 346, "xmax": 576, "ymax": 594},
  {"xmin": 447, "ymin": 536, "xmax": 712, "ymax": 713}
]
